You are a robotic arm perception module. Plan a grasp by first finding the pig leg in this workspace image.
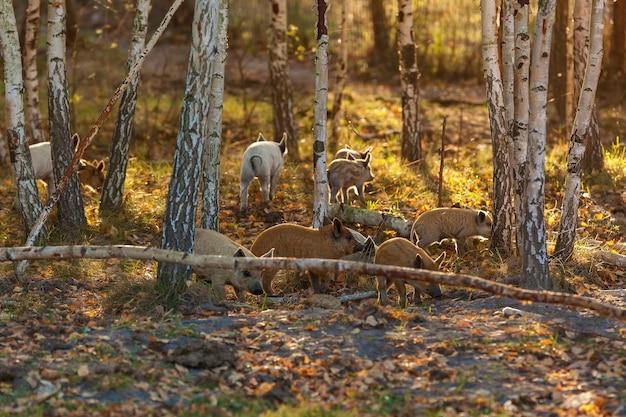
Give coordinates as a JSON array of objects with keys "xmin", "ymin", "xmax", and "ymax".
[
  {"xmin": 211, "ymin": 280, "xmax": 227, "ymax": 301},
  {"xmin": 329, "ymin": 184, "xmax": 339, "ymax": 203},
  {"xmin": 394, "ymin": 280, "xmax": 408, "ymax": 308},
  {"xmin": 234, "ymin": 286, "xmax": 246, "ymax": 302},
  {"xmin": 357, "ymin": 183, "xmax": 366, "ymax": 204},
  {"xmin": 259, "ymin": 175, "xmax": 271, "ymax": 205},
  {"xmin": 309, "ymin": 271, "xmax": 329, "ymax": 293},
  {"xmin": 240, "ymin": 178, "xmax": 251, "ymax": 211},
  {"xmin": 262, "ymin": 270, "xmax": 278, "ymax": 296},
  {"xmin": 376, "ymin": 276, "xmax": 390, "ymax": 306},
  {"xmin": 340, "ymin": 187, "xmax": 350, "ymax": 204},
  {"xmin": 269, "ymin": 171, "xmax": 281, "ymax": 201}
]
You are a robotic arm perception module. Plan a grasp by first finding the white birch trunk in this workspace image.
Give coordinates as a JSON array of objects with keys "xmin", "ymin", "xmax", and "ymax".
[
  {"xmin": 101, "ymin": 0, "xmax": 150, "ymax": 212},
  {"xmin": 512, "ymin": 0, "xmax": 531, "ymax": 255},
  {"xmin": 0, "ymin": 0, "xmax": 46, "ymax": 234},
  {"xmin": 312, "ymin": 0, "xmax": 330, "ymax": 229},
  {"xmin": 555, "ymin": 0, "xmax": 605, "ymax": 260},
  {"xmin": 481, "ymin": 0, "xmax": 513, "ymax": 255},
  {"xmin": 522, "ymin": 0, "xmax": 556, "ymax": 290},
  {"xmin": 397, "ymin": 0, "xmax": 421, "ymax": 163},
  {"xmin": 201, "ymin": 0, "xmax": 228, "ymax": 231},
  {"xmin": 157, "ymin": 0, "xmax": 219, "ymax": 298},
  {"xmin": 329, "ymin": 0, "xmax": 349, "ymax": 149},
  {"xmin": 47, "ymin": 0, "xmax": 87, "ymax": 229},
  {"xmin": 24, "ymin": 0, "xmax": 45, "ymax": 144}
]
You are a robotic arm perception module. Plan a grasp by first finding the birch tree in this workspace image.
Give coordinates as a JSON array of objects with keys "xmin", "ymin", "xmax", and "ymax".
[
  {"xmin": 100, "ymin": 0, "xmax": 150, "ymax": 213},
  {"xmin": 1, "ymin": 0, "xmax": 46, "ymax": 236},
  {"xmin": 47, "ymin": 0, "xmax": 86, "ymax": 230},
  {"xmin": 312, "ymin": 0, "xmax": 330, "ymax": 229},
  {"xmin": 480, "ymin": 0, "xmax": 512, "ymax": 255},
  {"xmin": 329, "ymin": 0, "xmax": 349, "ymax": 150},
  {"xmin": 397, "ymin": 0, "xmax": 422, "ymax": 164},
  {"xmin": 512, "ymin": 0, "xmax": 531, "ymax": 255},
  {"xmin": 268, "ymin": 0, "xmax": 298, "ymax": 160},
  {"xmin": 555, "ymin": 0, "xmax": 605, "ymax": 261},
  {"xmin": 157, "ymin": 0, "xmax": 218, "ymax": 301},
  {"xmin": 574, "ymin": 0, "xmax": 603, "ymax": 173},
  {"xmin": 24, "ymin": 0, "xmax": 45, "ymax": 144},
  {"xmin": 522, "ymin": 0, "xmax": 556, "ymax": 290},
  {"xmin": 201, "ymin": 0, "xmax": 228, "ymax": 231}
]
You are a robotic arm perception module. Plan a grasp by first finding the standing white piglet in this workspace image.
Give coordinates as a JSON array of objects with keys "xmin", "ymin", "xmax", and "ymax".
[
  {"xmin": 240, "ymin": 132, "xmax": 287, "ymax": 212},
  {"xmin": 327, "ymin": 153, "xmax": 374, "ymax": 205}
]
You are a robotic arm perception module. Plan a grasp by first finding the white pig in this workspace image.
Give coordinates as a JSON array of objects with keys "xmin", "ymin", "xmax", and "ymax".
[{"xmin": 240, "ymin": 132, "xmax": 287, "ymax": 212}]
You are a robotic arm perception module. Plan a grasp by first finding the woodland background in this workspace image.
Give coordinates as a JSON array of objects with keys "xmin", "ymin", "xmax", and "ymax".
[{"xmin": 0, "ymin": 0, "xmax": 626, "ymax": 415}]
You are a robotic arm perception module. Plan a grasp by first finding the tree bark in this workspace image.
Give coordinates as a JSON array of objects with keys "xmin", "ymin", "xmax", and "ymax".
[
  {"xmin": 23, "ymin": 0, "xmax": 45, "ymax": 144},
  {"xmin": 312, "ymin": 0, "xmax": 330, "ymax": 229},
  {"xmin": 328, "ymin": 0, "xmax": 349, "ymax": 150},
  {"xmin": 47, "ymin": 0, "xmax": 87, "ymax": 231},
  {"xmin": 481, "ymin": 0, "xmax": 513, "ymax": 256},
  {"xmin": 572, "ymin": 0, "xmax": 603, "ymax": 173},
  {"xmin": 100, "ymin": 0, "xmax": 150, "ymax": 213},
  {"xmin": 555, "ymin": 0, "xmax": 605, "ymax": 261},
  {"xmin": 0, "ymin": 0, "xmax": 46, "ymax": 235},
  {"xmin": 522, "ymin": 0, "xmax": 556, "ymax": 290},
  {"xmin": 368, "ymin": 0, "xmax": 394, "ymax": 70},
  {"xmin": 157, "ymin": 0, "xmax": 218, "ymax": 302},
  {"xmin": 549, "ymin": 0, "xmax": 573, "ymax": 122},
  {"xmin": 268, "ymin": 0, "xmax": 298, "ymax": 160},
  {"xmin": 397, "ymin": 0, "xmax": 422, "ymax": 165},
  {"xmin": 512, "ymin": 0, "xmax": 530, "ymax": 256},
  {"xmin": 609, "ymin": 0, "xmax": 625, "ymax": 78},
  {"xmin": 201, "ymin": 0, "xmax": 228, "ymax": 231}
]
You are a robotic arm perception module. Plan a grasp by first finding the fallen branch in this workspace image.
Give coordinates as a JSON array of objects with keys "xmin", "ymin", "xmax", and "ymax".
[
  {"xmin": 598, "ymin": 250, "xmax": 626, "ymax": 267},
  {"xmin": 328, "ymin": 204, "xmax": 413, "ymax": 237},
  {"xmin": 2, "ymin": 245, "xmax": 626, "ymax": 321}
]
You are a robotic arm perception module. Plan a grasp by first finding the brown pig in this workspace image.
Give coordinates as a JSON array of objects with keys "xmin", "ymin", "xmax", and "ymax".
[
  {"xmin": 250, "ymin": 218, "xmax": 364, "ymax": 295},
  {"xmin": 78, "ymin": 159, "xmax": 106, "ymax": 191},
  {"xmin": 327, "ymin": 153, "xmax": 374, "ymax": 205},
  {"xmin": 374, "ymin": 237, "xmax": 445, "ymax": 307},
  {"xmin": 411, "ymin": 207, "xmax": 492, "ymax": 255},
  {"xmin": 194, "ymin": 229, "xmax": 273, "ymax": 301}
]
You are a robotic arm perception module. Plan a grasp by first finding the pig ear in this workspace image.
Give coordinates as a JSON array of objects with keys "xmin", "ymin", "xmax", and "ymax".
[
  {"xmin": 234, "ymin": 248, "xmax": 246, "ymax": 258},
  {"xmin": 261, "ymin": 248, "xmax": 275, "ymax": 258},
  {"xmin": 257, "ymin": 133, "xmax": 266, "ymax": 142},
  {"xmin": 434, "ymin": 252, "xmax": 446, "ymax": 268},
  {"xmin": 411, "ymin": 229, "xmax": 419, "ymax": 245},
  {"xmin": 72, "ymin": 133, "xmax": 80, "ymax": 150},
  {"xmin": 414, "ymin": 254, "xmax": 424, "ymax": 269},
  {"xmin": 332, "ymin": 218, "xmax": 344, "ymax": 237}
]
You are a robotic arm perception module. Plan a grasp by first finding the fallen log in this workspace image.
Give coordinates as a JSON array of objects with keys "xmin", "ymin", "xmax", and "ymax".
[
  {"xmin": 2, "ymin": 245, "xmax": 626, "ymax": 322},
  {"xmin": 328, "ymin": 203, "xmax": 413, "ymax": 237}
]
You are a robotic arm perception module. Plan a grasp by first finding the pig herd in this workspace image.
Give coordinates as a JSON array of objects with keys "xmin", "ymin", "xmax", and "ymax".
[{"xmin": 195, "ymin": 133, "xmax": 493, "ymax": 307}]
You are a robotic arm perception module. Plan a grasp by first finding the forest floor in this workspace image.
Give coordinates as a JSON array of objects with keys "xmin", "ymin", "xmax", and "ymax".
[{"xmin": 1, "ymin": 43, "xmax": 626, "ymax": 416}]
